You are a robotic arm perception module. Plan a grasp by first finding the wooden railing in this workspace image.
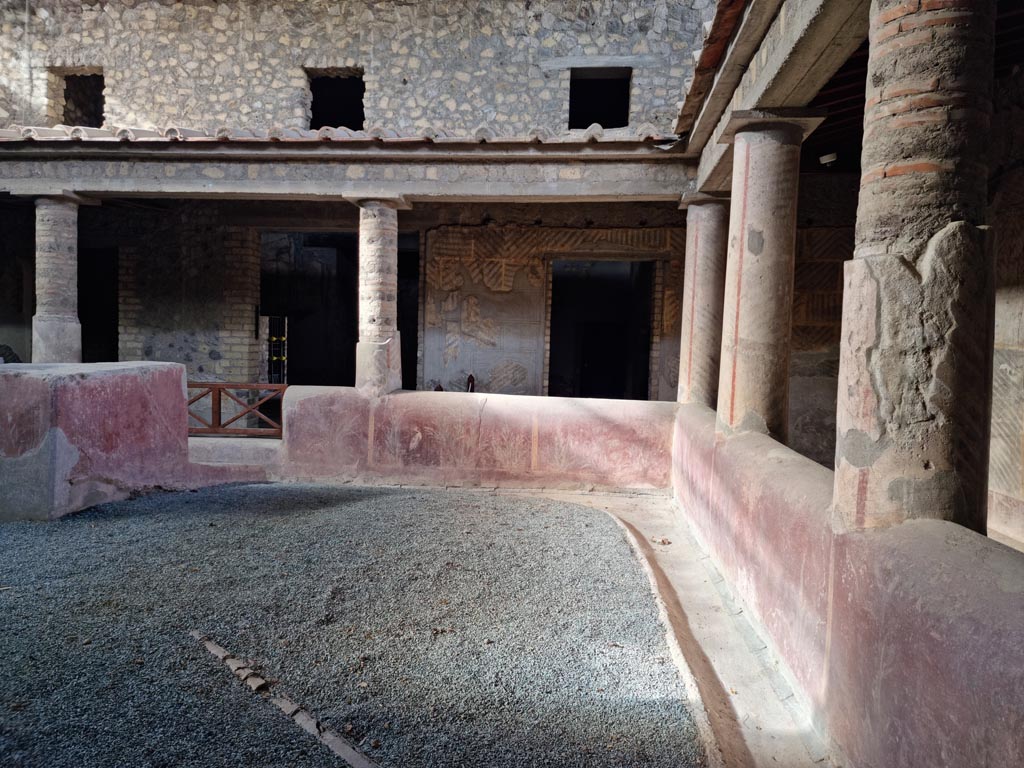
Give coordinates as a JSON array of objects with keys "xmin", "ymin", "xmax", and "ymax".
[{"xmin": 187, "ymin": 382, "xmax": 287, "ymax": 438}]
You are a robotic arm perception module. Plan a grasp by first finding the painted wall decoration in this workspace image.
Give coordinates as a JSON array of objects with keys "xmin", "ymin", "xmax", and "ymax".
[{"xmin": 423, "ymin": 225, "xmax": 684, "ymax": 400}]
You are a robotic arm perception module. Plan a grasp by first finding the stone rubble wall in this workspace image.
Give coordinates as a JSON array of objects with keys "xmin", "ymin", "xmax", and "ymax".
[{"xmin": 0, "ymin": 0, "xmax": 712, "ymax": 134}]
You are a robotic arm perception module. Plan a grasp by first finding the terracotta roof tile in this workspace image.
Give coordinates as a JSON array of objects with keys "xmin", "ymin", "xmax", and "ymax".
[{"xmin": 0, "ymin": 123, "xmax": 678, "ymax": 145}]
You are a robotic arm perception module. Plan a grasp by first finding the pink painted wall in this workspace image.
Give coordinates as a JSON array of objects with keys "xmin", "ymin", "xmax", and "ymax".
[
  {"xmin": 0, "ymin": 363, "xmax": 190, "ymax": 519},
  {"xmin": 0, "ymin": 362, "xmax": 264, "ymax": 520},
  {"xmin": 989, "ymin": 489, "xmax": 1024, "ymax": 545},
  {"xmin": 672, "ymin": 403, "xmax": 1024, "ymax": 768},
  {"xmin": 282, "ymin": 387, "xmax": 676, "ymax": 490}
]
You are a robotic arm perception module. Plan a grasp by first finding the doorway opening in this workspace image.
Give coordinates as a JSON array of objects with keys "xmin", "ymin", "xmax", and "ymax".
[
  {"xmin": 548, "ymin": 260, "xmax": 653, "ymax": 400},
  {"xmin": 260, "ymin": 232, "xmax": 419, "ymax": 388},
  {"xmin": 78, "ymin": 247, "xmax": 118, "ymax": 362}
]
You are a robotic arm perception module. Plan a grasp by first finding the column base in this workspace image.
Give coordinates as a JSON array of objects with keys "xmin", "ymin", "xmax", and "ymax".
[
  {"xmin": 355, "ymin": 334, "xmax": 402, "ymax": 395},
  {"xmin": 31, "ymin": 314, "xmax": 82, "ymax": 363}
]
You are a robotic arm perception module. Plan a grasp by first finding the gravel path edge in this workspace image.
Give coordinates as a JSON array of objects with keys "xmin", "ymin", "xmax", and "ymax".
[{"xmin": 603, "ymin": 512, "xmax": 725, "ymax": 768}]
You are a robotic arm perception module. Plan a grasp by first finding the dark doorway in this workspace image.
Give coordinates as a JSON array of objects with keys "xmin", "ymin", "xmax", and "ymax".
[
  {"xmin": 397, "ymin": 233, "xmax": 420, "ymax": 391},
  {"xmin": 261, "ymin": 231, "xmax": 419, "ymax": 388},
  {"xmin": 261, "ymin": 233, "xmax": 358, "ymax": 386},
  {"xmin": 78, "ymin": 247, "xmax": 118, "ymax": 362},
  {"xmin": 548, "ymin": 260, "xmax": 653, "ymax": 400}
]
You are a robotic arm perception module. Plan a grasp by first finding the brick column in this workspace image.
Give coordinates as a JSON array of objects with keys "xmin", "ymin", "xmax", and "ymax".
[
  {"xmin": 356, "ymin": 200, "xmax": 402, "ymax": 394},
  {"xmin": 715, "ymin": 111, "xmax": 824, "ymax": 439},
  {"xmin": 677, "ymin": 195, "xmax": 729, "ymax": 407},
  {"xmin": 32, "ymin": 197, "xmax": 81, "ymax": 363},
  {"xmin": 833, "ymin": 0, "xmax": 996, "ymax": 533}
]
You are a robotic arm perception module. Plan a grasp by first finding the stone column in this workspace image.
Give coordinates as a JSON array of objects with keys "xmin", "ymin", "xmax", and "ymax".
[
  {"xmin": 833, "ymin": 0, "xmax": 996, "ymax": 533},
  {"xmin": 715, "ymin": 110, "xmax": 823, "ymax": 440},
  {"xmin": 355, "ymin": 200, "xmax": 402, "ymax": 394},
  {"xmin": 677, "ymin": 195, "xmax": 729, "ymax": 407},
  {"xmin": 32, "ymin": 197, "xmax": 81, "ymax": 363}
]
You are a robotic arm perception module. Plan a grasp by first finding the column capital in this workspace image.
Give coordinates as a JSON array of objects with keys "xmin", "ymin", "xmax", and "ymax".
[
  {"xmin": 719, "ymin": 108, "xmax": 826, "ymax": 145},
  {"xmin": 678, "ymin": 192, "xmax": 730, "ymax": 209},
  {"xmin": 345, "ymin": 195, "xmax": 412, "ymax": 210}
]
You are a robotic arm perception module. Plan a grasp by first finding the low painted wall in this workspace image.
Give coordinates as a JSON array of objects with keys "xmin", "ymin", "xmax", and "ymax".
[
  {"xmin": 672, "ymin": 403, "xmax": 1024, "ymax": 768},
  {"xmin": 989, "ymin": 488, "xmax": 1024, "ymax": 545},
  {"xmin": 0, "ymin": 362, "xmax": 191, "ymax": 520},
  {"xmin": 282, "ymin": 387, "xmax": 676, "ymax": 490},
  {"xmin": 0, "ymin": 362, "xmax": 265, "ymax": 521}
]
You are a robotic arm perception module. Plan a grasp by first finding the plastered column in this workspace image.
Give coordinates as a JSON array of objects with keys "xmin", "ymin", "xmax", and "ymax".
[
  {"xmin": 833, "ymin": 0, "xmax": 996, "ymax": 533},
  {"xmin": 32, "ymin": 198, "xmax": 81, "ymax": 363},
  {"xmin": 355, "ymin": 200, "xmax": 402, "ymax": 394},
  {"xmin": 677, "ymin": 197, "xmax": 729, "ymax": 406},
  {"xmin": 716, "ymin": 112, "xmax": 822, "ymax": 440}
]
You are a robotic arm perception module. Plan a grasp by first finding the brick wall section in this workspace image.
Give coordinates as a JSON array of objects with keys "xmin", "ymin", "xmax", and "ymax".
[
  {"xmin": 118, "ymin": 210, "xmax": 259, "ymax": 384},
  {"xmin": 117, "ymin": 244, "xmax": 143, "ymax": 363},
  {"xmin": 792, "ymin": 228, "xmax": 853, "ymax": 352},
  {"xmin": 0, "ymin": 0, "xmax": 712, "ymax": 134},
  {"xmin": 220, "ymin": 227, "xmax": 261, "ymax": 383}
]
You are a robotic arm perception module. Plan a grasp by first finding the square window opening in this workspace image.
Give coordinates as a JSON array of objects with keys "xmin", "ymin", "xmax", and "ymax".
[
  {"xmin": 62, "ymin": 72, "xmax": 105, "ymax": 128},
  {"xmin": 307, "ymin": 68, "xmax": 366, "ymax": 130},
  {"xmin": 568, "ymin": 67, "xmax": 631, "ymax": 130}
]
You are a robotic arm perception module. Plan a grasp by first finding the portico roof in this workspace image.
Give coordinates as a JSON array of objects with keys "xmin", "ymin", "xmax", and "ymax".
[{"xmin": 0, "ymin": 123, "xmax": 696, "ymax": 205}]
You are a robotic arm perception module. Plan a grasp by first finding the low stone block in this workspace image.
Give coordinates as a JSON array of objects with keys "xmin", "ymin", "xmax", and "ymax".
[{"xmin": 0, "ymin": 362, "xmax": 190, "ymax": 521}]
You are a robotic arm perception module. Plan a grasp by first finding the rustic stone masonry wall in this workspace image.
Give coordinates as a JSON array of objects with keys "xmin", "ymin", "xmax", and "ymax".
[{"xmin": 0, "ymin": 0, "xmax": 712, "ymax": 134}]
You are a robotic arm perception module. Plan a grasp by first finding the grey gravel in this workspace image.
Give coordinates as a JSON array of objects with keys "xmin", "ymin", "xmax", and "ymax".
[{"xmin": 0, "ymin": 484, "xmax": 708, "ymax": 768}]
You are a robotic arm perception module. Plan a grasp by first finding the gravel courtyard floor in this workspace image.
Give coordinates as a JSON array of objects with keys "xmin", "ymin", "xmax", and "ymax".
[{"xmin": 0, "ymin": 484, "xmax": 708, "ymax": 768}]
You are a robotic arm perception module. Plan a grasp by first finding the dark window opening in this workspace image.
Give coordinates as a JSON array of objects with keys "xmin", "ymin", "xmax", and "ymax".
[
  {"xmin": 568, "ymin": 67, "xmax": 631, "ymax": 129},
  {"xmin": 307, "ymin": 70, "xmax": 366, "ymax": 130},
  {"xmin": 78, "ymin": 247, "xmax": 119, "ymax": 362},
  {"xmin": 63, "ymin": 74, "xmax": 105, "ymax": 128},
  {"xmin": 548, "ymin": 260, "xmax": 653, "ymax": 400}
]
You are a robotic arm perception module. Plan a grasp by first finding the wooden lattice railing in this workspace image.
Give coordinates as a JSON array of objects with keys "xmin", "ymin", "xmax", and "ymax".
[{"xmin": 187, "ymin": 382, "xmax": 287, "ymax": 438}]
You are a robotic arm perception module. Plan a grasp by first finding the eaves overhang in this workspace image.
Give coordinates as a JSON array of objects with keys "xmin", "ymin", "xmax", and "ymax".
[{"xmin": 0, "ymin": 128, "xmax": 697, "ymax": 205}]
